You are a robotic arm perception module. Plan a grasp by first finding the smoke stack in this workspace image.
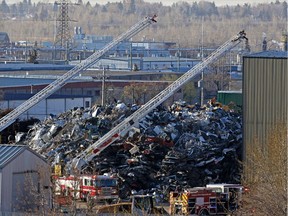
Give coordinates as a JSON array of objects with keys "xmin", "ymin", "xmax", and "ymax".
[
  {"xmin": 262, "ymin": 37, "xmax": 267, "ymax": 51},
  {"xmin": 262, "ymin": 32, "xmax": 267, "ymax": 51},
  {"xmin": 280, "ymin": 32, "xmax": 287, "ymax": 51}
]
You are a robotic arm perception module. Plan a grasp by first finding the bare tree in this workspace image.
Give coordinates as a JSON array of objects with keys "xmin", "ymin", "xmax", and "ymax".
[
  {"xmin": 237, "ymin": 124, "xmax": 287, "ymax": 216},
  {"xmin": 122, "ymin": 82, "xmax": 167, "ymax": 105},
  {"xmin": 204, "ymin": 60, "xmax": 230, "ymax": 93},
  {"xmin": 14, "ymin": 164, "xmax": 51, "ymax": 215},
  {"xmin": 1, "ymin": 1, "xmax": 286, "ymax": 50}
]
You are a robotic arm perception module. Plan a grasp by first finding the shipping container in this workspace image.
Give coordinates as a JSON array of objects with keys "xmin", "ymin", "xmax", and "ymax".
[{"xmin": 217, "ymin": 90, "xmax": 242, "ymax": 106}]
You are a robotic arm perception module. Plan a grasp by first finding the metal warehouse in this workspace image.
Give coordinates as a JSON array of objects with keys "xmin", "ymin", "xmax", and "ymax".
[
  {"xmin": 242, "ymin": 50, "xmax": 288, "ymax": 158},
  {"xmin": 0, "ymin": 145, "xmax": 51, "ymax": 214}
]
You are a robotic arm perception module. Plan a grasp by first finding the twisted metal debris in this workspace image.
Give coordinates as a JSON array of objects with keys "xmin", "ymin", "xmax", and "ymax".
[{"xmin": 17, "ymin": 100, "xmax": 242, "ymax": 201}]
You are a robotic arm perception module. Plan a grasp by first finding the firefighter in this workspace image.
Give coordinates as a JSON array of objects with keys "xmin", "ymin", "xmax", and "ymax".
[
  {"xmin": 218, "ymin": 193, "xmax": 226, "ymax": 212},
  {"xmin": 229, "ymin": 190, "xmax": 238, "ymax": 211}
]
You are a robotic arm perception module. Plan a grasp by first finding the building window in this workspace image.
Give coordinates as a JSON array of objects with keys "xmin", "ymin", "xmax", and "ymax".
[
  {"xmin": 84, "ymin": 179, "xmax": 88, "ymax": 186},
  {"xmin": 95, "ymin": 90, "xmax": 100, "ymax": 96},
  {"xmin": 85, "ymin": 101, "xmax": 90, "ymax": 108}
]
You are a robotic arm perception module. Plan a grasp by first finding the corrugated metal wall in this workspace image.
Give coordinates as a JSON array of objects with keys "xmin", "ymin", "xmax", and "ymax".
[
  {"xmin": 1, "ymin": 150, "xmax": 50, "ymax": 212},
  {"xmin": 243, "ymin": 56, "xmax": 288, "ymax": 157}
]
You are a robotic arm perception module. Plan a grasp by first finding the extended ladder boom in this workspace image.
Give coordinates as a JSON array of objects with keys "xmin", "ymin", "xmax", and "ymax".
[
  {"xmin": 0, "ymin": 15, "xmax": 157, "ymax": 132},
  {"xmin": 75, "ymin": 31, "xmax": 248, "ymax": 168}
]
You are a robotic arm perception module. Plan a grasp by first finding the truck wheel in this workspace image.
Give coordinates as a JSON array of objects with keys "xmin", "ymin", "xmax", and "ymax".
[
  {"xmin": 199, "ymin": 209, "xmax": 209, "ymax": 216},
  {"xmin": 105, "ymin": 199, "xmax": 113, "ymax": 204}
]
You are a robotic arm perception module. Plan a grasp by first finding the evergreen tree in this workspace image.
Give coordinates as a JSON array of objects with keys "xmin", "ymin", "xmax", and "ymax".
[
  {"xmin": 281, "ymin": 1, "xmax": 287, "ymax": 19},
  {"xmin": 0, "ymin": 0, "xmax": 10, "ymax": 14},
  {"xmin": 128, "ymin": 0, "xmax": 136, "ymax": 14}
]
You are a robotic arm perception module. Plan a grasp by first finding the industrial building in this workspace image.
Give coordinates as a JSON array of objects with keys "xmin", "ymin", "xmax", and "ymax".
[
  {"xmin": 1, "ymin": 28, "xmax": 201, "ymax": 72},
  {"xmin": 0, "ymin": 75, "xmax": 93, "ymax": 120},
  {"xmin": 71, "ymin": 56, "xmax": 199, "ymax": 72},
  {"xmin": 0, "ymin": 32, "xmax": 10, "ymax": 48},
  {"xmin": 0, "ymin": 145, "xmax": 51, "ymax": 213},
  {"xmin": 0, "ymin": 71, "xmax": 178, "ymax": 121},
  {"xmin": 243, "ymin": 50, "xmax": 288, "ymax": 157},
  {"xmin": 70, "ymin": 27, "xmax": 201, "ymax": 72},
  {"xmin": 1, "ymin": 92, "xmax": 92, "ymax": 121}
]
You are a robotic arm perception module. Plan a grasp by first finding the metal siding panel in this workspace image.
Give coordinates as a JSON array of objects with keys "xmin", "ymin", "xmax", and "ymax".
[
  {"xmin": 47, "ymin": 98, "xmax": 65, "ymax": 116},
  {"xmin": 25, "ymin": 100, "xmax": 47, "ymax": 119},
  {"xmin": 0, "ymin": 172, "xmax": 1, "ymax": 211},
  {"xmin": 0, "ymin": 101, "xmax": 8, "ymax": 110},
  {"xmin": 2, "ymin": 152, "xmax": 28, "ymax": 212},
  {"xmin": 217, "ymin": 92, "xmax": 242, "ymax": 106},
  {"xmin": 12, "ymin": 172, "xmax": 39, "ymax": 211},
  {"xmin": 242, "ymin": 57, "xmax": 247, "ymax": 158},
  {"xmin": 260, "ymin": 58, "xmax": 269, "ymax": 147},
  {"xmin": 65, "ymin": 98, "xmax": 84, "ymax": 109},
  {"xmin": 244, "ymin": 57, "xmax": 257, "ymax": 147},
  {"xmin": 6, "ymin": 100, "xmax": 23, "ymax": 109},
  {"xmin": 3, "ymin": 99, "xmax": 48, "ymax": 120},
  {"xmin": 1, "ymin": 164, "xmax": 12, "ymax": 212},
  {"xmin": 275, "ymin": 58, "xmax": 288, "ymax": 124},
  {"xmin": 243, "ymin": 56, "xmax": 288, "ymax": 157},
  {"xmin": 1, "ymin": 150, "xmax": 47, "ymax": 212},
  {"xmin": 283, "ymin": 59, "xmax": 288, "ymax": 124}
]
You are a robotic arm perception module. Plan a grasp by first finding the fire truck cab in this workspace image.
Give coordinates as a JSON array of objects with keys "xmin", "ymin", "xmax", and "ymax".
[
  {"xmin": 170, "ymin": 184, "xmax": 243, "ymax": 216},
  {"xmin": 54, "ymin": 174, "xmax": 119, "ymax": 203}
]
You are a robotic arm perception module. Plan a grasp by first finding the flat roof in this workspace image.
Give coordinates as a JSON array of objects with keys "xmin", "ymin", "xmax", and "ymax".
[
  {"xmin": 107, "ymin": 56, "xmax": 199, "ymax": 62},
  {"xmin": 0, "ymin": 75, "xmax": 92, "ymax": 88},
  {"xmin": 245, "ymin": 50, "xmax": 288, "ymax": 58},
  {"xmin": 218, "ymin": 90, "xmax": 242, "ymax": 94},
  {"xmin": 0, "ymin": 63, "xmax": 74, "ymax": 71},
  {"xmin": 4, "ymin": 93, "xmax": 92, "ymax": 100}
]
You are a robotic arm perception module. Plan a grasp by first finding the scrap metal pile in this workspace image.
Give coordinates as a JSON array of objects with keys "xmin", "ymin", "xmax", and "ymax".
[{"xmin": 17, "ymin": 100, "xmax": 242, "ymax": 200}]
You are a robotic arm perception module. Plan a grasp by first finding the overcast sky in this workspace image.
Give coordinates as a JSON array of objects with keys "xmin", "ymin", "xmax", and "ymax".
[{"xmin": 8, "ymin": 0, "xmax": 278, "ymax": 6}]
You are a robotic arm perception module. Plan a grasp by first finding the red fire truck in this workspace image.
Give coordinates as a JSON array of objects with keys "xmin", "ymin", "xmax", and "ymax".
[
  {"xmin": 170, "ymin": 184, "xmax": 243, "ymax": 215},
  {"xmin": 54, "ymin": 174, "xmax": 119, "ymax": 203}
]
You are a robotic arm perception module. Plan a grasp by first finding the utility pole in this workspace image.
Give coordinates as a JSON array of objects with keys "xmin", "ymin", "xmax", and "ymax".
[
  {"xmin": 25, "ymin": 41, "xmax": 27, "ymax": 63},
  {"xmin": 130, "ymin": 40, "xmax": 133, "ymax": 71},
  {"xmin": 177, "ymin": 45, "xmax": 180, "ymax": 72},
  {"xmin": 200, "ymin": 16, "xmax": 204, "ymax": 106},
  {"xmin": 101, "ymin": 67, "xmax": 106, "ymax": 106},
  {"xmin": 101, "ymin": 67, "xmax": 110, "ymax": 106}
]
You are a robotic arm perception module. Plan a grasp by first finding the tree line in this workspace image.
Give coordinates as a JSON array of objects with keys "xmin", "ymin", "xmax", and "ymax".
[{"xmin": 0, "ymin": 0, "xmax": 287, "ymax": 51}]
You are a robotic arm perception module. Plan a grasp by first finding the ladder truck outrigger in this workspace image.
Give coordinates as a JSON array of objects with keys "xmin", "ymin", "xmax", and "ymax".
[
  {"xmin": 0, "ymin": 15, "xmax": 157, "ymax": 132},
  {"xmin": 73, "ymin": 31, "xmax": 249, "ymax": 170}
]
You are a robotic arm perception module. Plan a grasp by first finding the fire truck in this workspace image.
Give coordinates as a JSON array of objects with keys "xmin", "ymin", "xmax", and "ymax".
[
  {"xmin": 170, "ymin": 184, "xmax": 244, "ymax": 216},
  {"xmin": 54, "ymin": 174, "xmax": 119, "ymax": 203}
]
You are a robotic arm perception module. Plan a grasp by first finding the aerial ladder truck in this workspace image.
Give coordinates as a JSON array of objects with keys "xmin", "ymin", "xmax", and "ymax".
[
  {"xmin": 73, "ymin": 31, "xmax": 249, "ymax": 170},
  {"xmin": 0, "ymin": 15, "xmax": 157, "ymax": 132}
]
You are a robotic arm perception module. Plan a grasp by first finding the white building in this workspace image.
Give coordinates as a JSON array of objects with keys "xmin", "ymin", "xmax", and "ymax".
[
  {"xmin": 0, "ymin": 145, "xmax": 51, "ymax": 214},
  {"xmin": 1, "ymin": 93, "xmax": 92, "ymax": 121}
]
